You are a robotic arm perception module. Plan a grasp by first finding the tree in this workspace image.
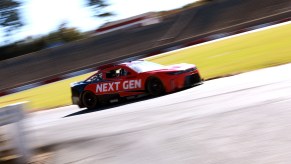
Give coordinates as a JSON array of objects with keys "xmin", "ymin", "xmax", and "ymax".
[
  {"xmin": 0, "ymin": 0, "xmax": 23, "ymax": 36},
  {"xmin": 45, "ymin": 22, "xmax": 84, "ymax": 44},
  {"xmin": 85, "ymin": 0, "xmax": 114, "ymax": 18}
]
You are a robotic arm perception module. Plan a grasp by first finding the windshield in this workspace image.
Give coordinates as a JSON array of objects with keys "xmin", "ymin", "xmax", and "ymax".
[{"xmin": 127, "ymin": 61, "xmax": 165, "ymax": 73}]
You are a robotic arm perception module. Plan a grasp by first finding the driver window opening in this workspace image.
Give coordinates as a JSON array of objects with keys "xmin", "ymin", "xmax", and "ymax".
[{"xmin": 106, "ymin": 68, "xmax": 129, "ymax": 78}]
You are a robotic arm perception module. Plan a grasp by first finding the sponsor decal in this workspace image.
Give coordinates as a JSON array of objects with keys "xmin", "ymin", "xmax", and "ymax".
[{"xmin": 96, "ymin": 79, "xmax": 142, "ymax": 93}]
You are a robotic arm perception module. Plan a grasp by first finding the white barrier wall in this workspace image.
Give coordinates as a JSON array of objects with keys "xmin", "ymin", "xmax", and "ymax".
[{"xmin": 0, "ymin": 103, "xmax": 31, "ymax": 163}]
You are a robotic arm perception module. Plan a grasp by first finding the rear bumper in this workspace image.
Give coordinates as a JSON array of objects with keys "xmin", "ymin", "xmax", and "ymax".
[
  {"xmin": 72, "ymin": 96, "xmax": 80, "ymax": 105},
  {"xmin": 71, "ymin": 87, "xmax": 82, "ymax": 106}
]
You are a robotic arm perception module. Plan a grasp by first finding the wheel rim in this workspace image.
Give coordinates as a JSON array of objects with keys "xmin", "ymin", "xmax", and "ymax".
[
  {"xmin": 83, "ymin": 92, "xmax": 97, "ymax": 108},
  {"xmin": 148, "ymin": 78, "xmax": 164, "ymax": 96},
  {"xmin": 151, "ymin": 79, "xmax": 162, "ymax": 91}
]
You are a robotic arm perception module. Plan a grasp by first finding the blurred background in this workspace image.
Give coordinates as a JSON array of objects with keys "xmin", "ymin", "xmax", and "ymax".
[{"xmin": 0, "ymin": 0, "xmax": 291, "ymax": 163}]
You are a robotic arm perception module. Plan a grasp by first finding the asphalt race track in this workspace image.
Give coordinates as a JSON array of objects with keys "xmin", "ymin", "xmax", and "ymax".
[{"xmin": 25, "ymin": 63, "xmax": 291, "ymax": 163}]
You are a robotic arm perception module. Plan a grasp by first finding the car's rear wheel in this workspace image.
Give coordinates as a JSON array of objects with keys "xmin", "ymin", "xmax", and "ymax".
[
  {"xmin": 146, "ymin": 77, "xmax": 165, "ymax": 96},
  {"xmin": 77, "ymin": 101, "xmax": 85, "ymax": 108},
  {"xmin": 81, "ymin": 91, "xmax": 98, "ymax": 109}
]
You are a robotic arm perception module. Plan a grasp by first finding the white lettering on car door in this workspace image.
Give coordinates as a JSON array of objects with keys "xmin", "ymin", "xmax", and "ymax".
[{"xmin": 96, "ymin": 79, "xmax": 142, "ymax": 93}]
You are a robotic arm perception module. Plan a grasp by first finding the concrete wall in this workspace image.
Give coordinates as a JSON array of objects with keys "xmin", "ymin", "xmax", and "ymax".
[{"xmin": 0, "ymin": 0, "xmax": 290, "ymax": 92}]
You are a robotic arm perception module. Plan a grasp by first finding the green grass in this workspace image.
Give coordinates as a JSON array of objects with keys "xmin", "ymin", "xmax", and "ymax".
[
  {"xmin": 0, "ymin": 23, "xmax": 290, "ymax": 111},
  {"xmin": 147, "ymin": 23, "xmax": 291, "ymax": 79},
  {"xmin": 0, "ymin": 73, "xmax": 94, "ymax": 111}
]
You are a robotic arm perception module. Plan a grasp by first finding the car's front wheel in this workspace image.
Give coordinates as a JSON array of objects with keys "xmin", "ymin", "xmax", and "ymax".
[
  {"xmin": 81, "ymin": 91, "xmax": 98, "ymax": 109},
  {"xmin": 146, "ymin": 77, "xmax": 165, "ymax": 96}
]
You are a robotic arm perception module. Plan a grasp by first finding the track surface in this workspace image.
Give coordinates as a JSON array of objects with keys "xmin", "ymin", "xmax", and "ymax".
[{"xmin": 25, "ymin": 63, "xmax": 291, "ymax": 163}]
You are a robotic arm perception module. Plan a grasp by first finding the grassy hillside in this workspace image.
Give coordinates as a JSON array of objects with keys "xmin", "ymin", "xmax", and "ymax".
[
  {"xmin": 147, "ymin": 23, "xmax": 291, "ymax": 79},
  {"xmin": 0, "ymin": 23, "xmax": 290, "ymax": 111}
]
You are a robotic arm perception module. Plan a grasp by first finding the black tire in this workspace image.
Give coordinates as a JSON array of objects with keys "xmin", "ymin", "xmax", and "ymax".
[
  {"xmin": 146, "ymin": 77, "xmax": 165, "ymax": 96},
  {"xmin": 81, "ymin": 91, "xmax": 98, "ymax": 109},
  {"xmin": 77, "ymin": 101, "xmax": 85, "ymax": 108}
]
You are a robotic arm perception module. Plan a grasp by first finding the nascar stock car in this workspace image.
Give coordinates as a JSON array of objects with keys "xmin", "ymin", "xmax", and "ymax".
[{"xmin": 71, "ymin": 60, "xmax": 203, "ymax": 109}]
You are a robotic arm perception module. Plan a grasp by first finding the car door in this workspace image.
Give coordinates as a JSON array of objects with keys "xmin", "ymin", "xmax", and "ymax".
[
  {"xmin": 116, "ymin": 66, "xmax": 144, "ymax": 97},
  {"xmin": 92, "ymin": 66, "xmax": 124, "ymax": 95}
]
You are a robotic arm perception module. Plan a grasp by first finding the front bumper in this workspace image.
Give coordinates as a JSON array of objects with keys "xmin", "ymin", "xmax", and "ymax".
[
  {"xmin": 167, "ymin": 70, "xmax": 203, "ymax": 92},
  {"xmin": 184, "ymin": 73, "xmax": 202, "ymax": 87}
]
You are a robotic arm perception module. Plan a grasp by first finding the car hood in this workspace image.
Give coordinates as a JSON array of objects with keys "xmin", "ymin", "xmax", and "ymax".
[
  {"xmin": 144, "ymin": 63, "xmax": 196, "ymax": 73},
  {"xmin": 165, "ymin": 63, "xmax": 196, "ymax": 71}
]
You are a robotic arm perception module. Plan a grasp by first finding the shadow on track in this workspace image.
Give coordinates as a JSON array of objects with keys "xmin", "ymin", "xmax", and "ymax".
[
  {"xmin": 64, "ymin": 84, "xmax": 203, "ymax": 118},
  {"xmin": 64, "ymin": 95, "xmax": 154, "ymax": 118}
]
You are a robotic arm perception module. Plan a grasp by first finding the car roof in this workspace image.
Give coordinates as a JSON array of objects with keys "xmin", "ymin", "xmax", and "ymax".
[
  {"xmin": 121, "ymin": 60, "xmax": 147, "ymax": 66},
  {"xmin": 97, "ymin": 60, "xmax": 145, "ymax": 70}
]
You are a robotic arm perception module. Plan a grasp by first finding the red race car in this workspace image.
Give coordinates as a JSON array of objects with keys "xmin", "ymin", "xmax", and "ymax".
[{"xmin": 71, "ymin": 60, "xmax": 203, "ymax": 109}]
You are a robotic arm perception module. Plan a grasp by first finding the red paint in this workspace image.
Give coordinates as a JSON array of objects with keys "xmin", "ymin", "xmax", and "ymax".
[{"xmin": 82, "ymin": 61, "xmax": 201, "ymax": 98}]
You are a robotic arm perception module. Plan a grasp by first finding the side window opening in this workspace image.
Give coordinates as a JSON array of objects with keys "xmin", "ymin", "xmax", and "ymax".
[
  {"xmin": 120, "ymin": 68, "xmax": 130, "ymax": 76},
  {"xmin": 106, "ymin": 69, "xmax": 119, "ymax": 78},
  {"xmin": 106, "ymin": 68, "xmax": 130, "ymax": 78}
]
